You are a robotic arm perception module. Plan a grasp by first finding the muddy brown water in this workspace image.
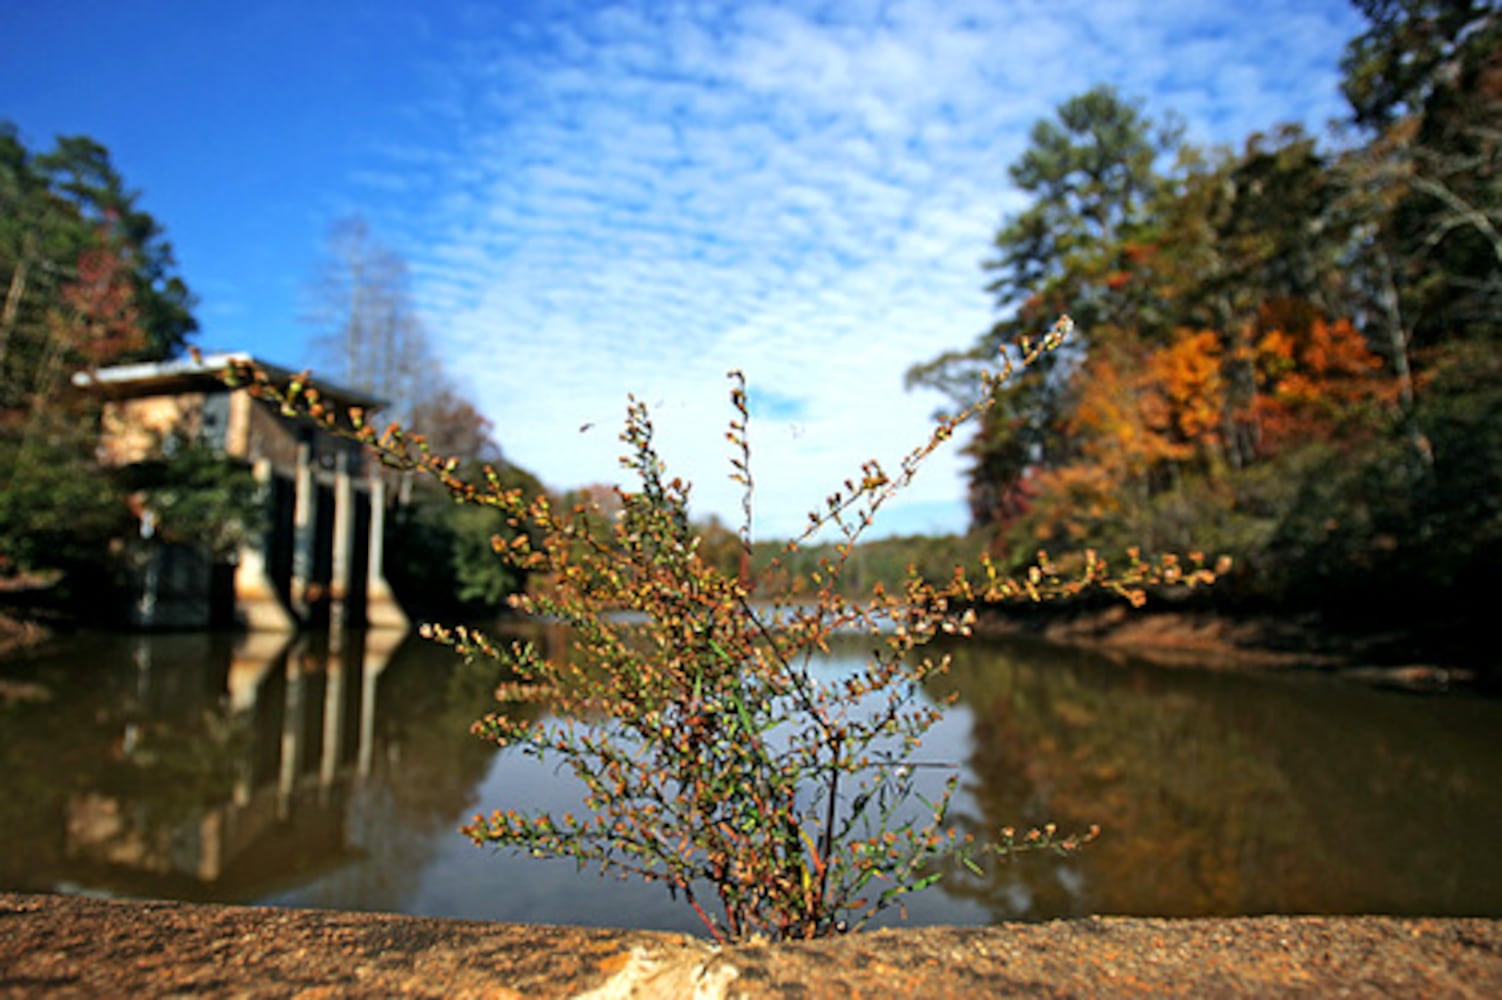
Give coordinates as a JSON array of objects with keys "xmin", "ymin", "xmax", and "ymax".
[{"xmin": 2, "ymin": 626, "xmax": 1498, "ymax": 936}]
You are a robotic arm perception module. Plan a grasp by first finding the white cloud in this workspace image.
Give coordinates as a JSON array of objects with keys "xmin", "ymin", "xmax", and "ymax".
[{"xmin": 364, "ymin": 0, "xmax": 1364, "ymax": 539}]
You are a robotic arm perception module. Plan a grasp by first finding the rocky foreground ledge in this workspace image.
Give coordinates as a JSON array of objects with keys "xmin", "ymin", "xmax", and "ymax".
[{"xmin": 3, "ymin": 893, "xmax": 1500, "ymax": 998}]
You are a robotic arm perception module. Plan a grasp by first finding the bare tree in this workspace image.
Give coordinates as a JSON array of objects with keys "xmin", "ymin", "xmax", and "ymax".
[{"xmin": 303, "ymin": 216, "xmax": 432, "ymax": 426}]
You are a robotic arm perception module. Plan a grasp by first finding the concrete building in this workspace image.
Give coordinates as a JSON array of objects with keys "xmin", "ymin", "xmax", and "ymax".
[{"xmin": 73, "ymin": 354, "xmax": 408, "ymax": 632}]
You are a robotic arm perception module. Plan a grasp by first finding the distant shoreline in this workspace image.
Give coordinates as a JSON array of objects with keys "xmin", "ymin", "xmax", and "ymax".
[
  {"xmin": 974, "ymin": 602, "xmax": 1492, "ymax": 692},
  {"xmin": 4, "ymin": 594, "xmax": 1491, "ymax": 695}
]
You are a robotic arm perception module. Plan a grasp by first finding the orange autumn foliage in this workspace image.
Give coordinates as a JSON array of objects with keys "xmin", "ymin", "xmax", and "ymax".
[
  {"xmin": 1026, "ymin": 463, "xmax": 1125, "ymax": 544},
  {"xmin": 1142, "ymin": 329, "xmax": 1224, "ymax": 460},
  {"xmin": 1070, "ymin": 328, "xmax": 1224, "ymax": 479},
  {"xmin": 1022, "ymin": 309, "xmax": 1389, "ymax": 547},
  {"xmin": 1070, "ymin": 348, "xmax": 1152, "ymax": 476},
  {"xmin": 1253, "ymin": 316, "xmax": 1386, "ymax": 451}
]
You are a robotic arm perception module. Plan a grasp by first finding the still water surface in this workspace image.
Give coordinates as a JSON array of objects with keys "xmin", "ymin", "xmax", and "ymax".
[{"xmin": 2, "ymin": 627, "xmax": 1499, "ymax": 934}]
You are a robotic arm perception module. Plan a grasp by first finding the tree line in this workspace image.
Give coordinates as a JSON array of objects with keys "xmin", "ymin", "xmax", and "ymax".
[
  {"xmin": 1, "ymin": 125, "xmax": 216, "ymax": 604},
  {"xmin": 908, "ymin": 1, "xmax": 1499, "ymax": 626},
  {"xmin": 0, "ymin": 126, "xmax": 540, "ymax": 621},
  {"xmin": 4, "ymin": 1, "xmax": 1495, "ymax": 630}
]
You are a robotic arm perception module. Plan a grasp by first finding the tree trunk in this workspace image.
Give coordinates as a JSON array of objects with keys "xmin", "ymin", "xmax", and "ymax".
[
  {"xmin": 1375, "ymin": 246, "xmax": 1434, "ymax": 473},
  {"xmin": 0, "ymin": 253, "xmax": 29, "ymax": 369}
]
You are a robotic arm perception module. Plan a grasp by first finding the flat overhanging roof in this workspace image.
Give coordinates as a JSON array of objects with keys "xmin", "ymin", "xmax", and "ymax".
[{"xmin": 71, "ymin": 353, "xmax": 386, "ymax": 410}]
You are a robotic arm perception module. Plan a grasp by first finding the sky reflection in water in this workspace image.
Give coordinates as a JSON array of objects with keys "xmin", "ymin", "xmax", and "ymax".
[{"xmin": 2, "ymin": 626, "xmax": 1498, "ymax": 935}]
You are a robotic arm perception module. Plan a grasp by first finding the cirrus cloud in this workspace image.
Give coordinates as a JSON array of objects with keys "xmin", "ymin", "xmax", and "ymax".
[{"xmin": 366, "ymin": 0, "xmax": 1364, "ymax": 538}]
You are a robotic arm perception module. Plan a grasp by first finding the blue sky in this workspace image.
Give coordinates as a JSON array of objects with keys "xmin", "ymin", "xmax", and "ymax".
[{"xmin": 3, "ymin": 0, "xmax": 1366, "ymax": 538}]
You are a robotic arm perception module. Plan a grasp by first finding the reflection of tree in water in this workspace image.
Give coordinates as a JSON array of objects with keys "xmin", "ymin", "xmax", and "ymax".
[
  {"xmin": 2, "ymin": 627, "xmax": 554, "ymax": 913},
  {"xmin": 97, "ymin": 637, "xmax": 248, "ymax": 833},
  {"xmin": 11, "ymin": 627, "xmax": 1498, "ymax": 921},
  {"xmin": 89, "ymin": 708, "xmax": 247, "ymax": 832},
  {"xmin": 306, "ymin": 627, "xmax": 545, "ymax": 913},
  {"xmin": 2, "ymin": 634, "xmax": 251, "ymax": 891},
  {"xmin": 929, "ymin": 635, "xmax": 1502, "ymax": 920},
  {"xmin": 0, "ymin": 638, "xmax": 153, "ymax": 890}
]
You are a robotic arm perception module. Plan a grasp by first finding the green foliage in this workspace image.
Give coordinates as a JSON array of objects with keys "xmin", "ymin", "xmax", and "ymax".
[
  {"xmin": 908, "ymin": 3, "xmax": 1500, "ymax": 618},
  {"xmin": 0, "ymin": 419, "xmax": 276, "ymax": 613},
  {"xmin": 122, "ymin": 433, "xmax": 266, "ymax": 558},
  {"xmin": 385, "ymin": 460, "xmax": 546, "ymax": 622},
  {"xmin": 987, "ymin": 84, "xmax": 1178, "ymax": 326},
  {"xmin": 751, "ymin": 531, "xmax": 993, "ymax": 599},
  {"xmin": 448, "ymin": 504, "xmax": 524, "ymax": 606},
  {"xmin": 1269, "ymin": 340, "xmax": 1502, "ymax": 608},
  {"xmin": 32, "ymin": 133, "xmax": 197, "ymax": 359},
  {"xmin": 0, "ymin": 415, "xmax": 129, "ymax": 587},
  {"xmin": 1340, "ymin": 0, "xmax": 1498, "ymax": 131},
  {"xmin": 226, "ymin": 318, "xmax": 1222, "ymax": 942},
  {"xmin": 1, "ymin": 123, "xmax": 196, "ymax": 413},
  {"xmin": 0, "ymin": 123, "xmax": 206, "ymax": 608},
  {"xmin": 908, "ymin": 86, "xmax": 1182, "ymax": 519}
]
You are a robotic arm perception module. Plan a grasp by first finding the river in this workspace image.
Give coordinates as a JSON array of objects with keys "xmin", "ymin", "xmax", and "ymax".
[{"xmin": 1, "ymin": 626, "xmax": 1498, "ymax": 935}]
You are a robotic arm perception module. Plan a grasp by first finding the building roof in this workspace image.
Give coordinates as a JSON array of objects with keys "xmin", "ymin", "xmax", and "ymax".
[{"xmin": 71, "ymin": 353, "xmax": 387, "ymax": 410}]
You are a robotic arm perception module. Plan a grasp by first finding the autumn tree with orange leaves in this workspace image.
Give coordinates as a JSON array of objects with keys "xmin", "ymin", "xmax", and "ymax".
[
  {"xmin": 0, "ymin": 124, "xmax": 201, "ymax": 592},
  {"xmin": 911, "ymin": 2, "xmax": 1500, "ymax": 622}
]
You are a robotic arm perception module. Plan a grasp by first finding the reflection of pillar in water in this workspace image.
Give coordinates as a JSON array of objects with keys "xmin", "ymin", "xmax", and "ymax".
[
  {"xmin": 135, "ymin": 510, "xmax": 159, "ymax": 627},
  {"xmin": 364, "ymin": 472, "xmax": 410, "ymax": 631},
  {"xmin": 330, "ymin": 448, "xmax": 355, "ymax": 632},
  {"xmin": 228, "ymin": 631, "xmax": 291, "ymax": 807},
  {"xmin": 357, "ymin": 626, "xmax": 405, "ymax": 778},
  {"xmin": 320, "ymin": 634, "xmax": 346, "ymax": 799},
  {"xmin": 235, "ymin": 458, "xmax": 296, "ymax": 631},
  {"xmin": 123, "ymin": 639, "xmax": 153, "ymax": 757},
  {"xmin": 290, "ymin": 439, "xmax": 315, "ymax": 622},
  {"xmin": 277, "ymin": 638, "xmax": 308, "ymax": 821}
]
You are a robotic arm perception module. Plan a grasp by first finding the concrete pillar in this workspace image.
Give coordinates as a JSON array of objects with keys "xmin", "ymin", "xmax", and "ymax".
[
  {"xmin": 329, "ymin": 448, "xmax": 355, "ymax": 632},
  {"xmin": 235, "ymin": 458, "xmax": 296, "ymax": 632},
  {"xmin": 363, "ymin": 472, "xmax": 410, "ymax": 631},
  {"xmin": 290, "ymin": 439, "xmax": 316, "ymax": 624}
]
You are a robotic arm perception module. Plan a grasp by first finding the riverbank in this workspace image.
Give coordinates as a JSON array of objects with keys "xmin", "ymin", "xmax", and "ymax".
[
  {"xmin": 3, "ymin": 892, "xmax": 1499, "ymax": 998},
  {"xmin": 3, "ymin": 597, "xmax": 1490, "ymax": 695},
  {"xmin": 978, "ymin": 602, "xmax": 1491, "ymax": 692},
  {"xmin": 0, "ymin": 611, "xmax": 51, "ymax": 662}
]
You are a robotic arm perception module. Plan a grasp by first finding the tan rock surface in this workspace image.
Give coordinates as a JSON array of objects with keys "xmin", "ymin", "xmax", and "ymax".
[{"xmin": 3, "ymin": 892, "xmax": 1500, "ymax": 998}]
